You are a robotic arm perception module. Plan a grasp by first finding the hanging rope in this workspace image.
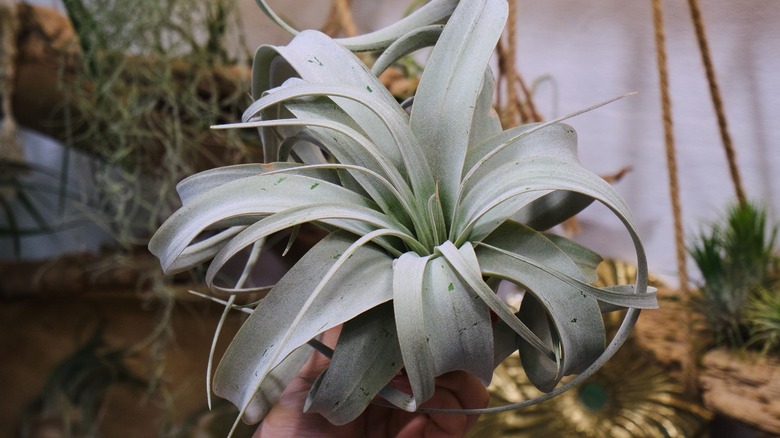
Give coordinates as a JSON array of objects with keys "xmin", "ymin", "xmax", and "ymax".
[
  {"xmin": 687, "ymin": 0, "xmax": 746, "ymax": 204},
  {"xmin": 496, "ymin": 0, "xmax": 542, "ymax": 127},
  {"xmin": 334, "ymin": 0, "xmax": 358, "ymax": 37},
  {"xmin": 321, "ymin": 0, "xmax": 357, "ymax": 38},
  {"xmin": 502, "ymin": 0, "xmax": 523, "ymax": 126},
  {"xmin": 515, "ymin": 64, "xmax": 541, "ymax": 123},
  {"xmin": 1, "ymin": 0, "xmax": 23, "ymax": 165},
  {"xmin": 651, "ymin": 0, "xmax": 697, "ymax": 395},
  {"xmin": 506, "ymin": 0, "xmax": 541, "ymax": 124}
]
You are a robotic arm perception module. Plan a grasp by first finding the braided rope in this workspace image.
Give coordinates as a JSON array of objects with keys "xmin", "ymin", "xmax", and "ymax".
[
  {"xmin": 652, "ymin": 0, "xmax": 697, "ymax": 395},
  {"xmin": 500, "ymin": 0, "xmax": 524, "ymax": 126},
  {"xmin": 687, "ymin": 0, "xmax": 746, "ymax": 204}
]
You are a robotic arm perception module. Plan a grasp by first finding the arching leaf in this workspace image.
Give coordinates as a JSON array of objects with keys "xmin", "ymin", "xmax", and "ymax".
[
  {"xmin": 214, "ymin": 232, "xmax": 394, "ymax": 426},
  {"xmin": 392, "ymin": 251, "xmax": 436, "ymax": 410},
  {"xmin": 304, "ymin": 302, "xmax": 403, "ymax": 425},
  {"xmin": 476, "ymin": 243, "xmax": 605, "ymax": 392},
  {"xmin": 149, "ymin": 173, "xmax": 377, "ymax": 273},
  {"xmin": 410, "ymin": 0, "xmax": 508, "ymax": 223}
]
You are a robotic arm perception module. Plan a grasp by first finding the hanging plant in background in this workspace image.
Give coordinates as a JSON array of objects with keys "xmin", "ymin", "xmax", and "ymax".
[
  {"xmin": 690, "ymin": 201, "xmax": 779, "ymax": 351},
  {"xmin": 149, "ymin": 0, "xmax": 657, "ymax": 434},
  {"xmin": 746, "ymin": 285, "xmax": 780, "ymax": 354},
  {"xmin": 57, "ymin": 0, "xmax": 255, "ymax": 250},
  {"xmin": 691, "ymin": 204, "xmax": 780, "ymax": 438}
]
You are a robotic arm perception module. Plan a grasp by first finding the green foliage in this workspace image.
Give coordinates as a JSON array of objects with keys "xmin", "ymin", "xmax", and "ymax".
[
  {"xmin": 690, "ymin": 201, "xmax": 779, "ymax": 349},
  {"xmin": 149, "ymin": 0, "xmax": 656, "ymax": 434},
  {"xmin": 746, "ymin": 286, "xmax": 780, "ymax": 354},
  {"xmin": 5, "ymin": 2, "xmax": 255, "ymax": 434},
  {"xmin": 59, "ymin": 0, "xmax": 255, "ymax": 250}
]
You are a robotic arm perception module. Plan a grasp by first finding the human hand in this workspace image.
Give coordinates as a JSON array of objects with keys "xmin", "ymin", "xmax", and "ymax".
[{"xmin": 253, "ymin": 330, "xmax": 490, "ymax": 438}]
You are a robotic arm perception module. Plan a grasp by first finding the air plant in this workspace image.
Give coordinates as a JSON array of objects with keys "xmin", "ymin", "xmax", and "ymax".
[
  {"xmin": 746, "ymin": 286, "xmax": 780, "ymax": 354},
  {"xmin": 148, "ymin": 0, "xmax": 656, "ymax": 434},
  {"xmin": 690, "ymin": 201, "xmax": 778, "ymax": 348}
]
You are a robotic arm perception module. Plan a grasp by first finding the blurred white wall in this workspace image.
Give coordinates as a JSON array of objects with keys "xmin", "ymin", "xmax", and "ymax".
[{"xmin": 506, "ymin": 1, "xmax": 780, "ymax": 285}]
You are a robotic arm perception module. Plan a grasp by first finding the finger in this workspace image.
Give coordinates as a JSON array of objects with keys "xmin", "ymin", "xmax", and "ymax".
[
  {"xmin": 433, "ymin": 370, "xmax": 490, "ymax": 411},
  {"xmin": 393, "ymin": 371, "xmax": 489, "ymax": 437},
  {"xmin": 425, "ymin": 371, "xmax": 490, "ymax": 436},
  {"xmin": 255, "ymin": 326, "xmax": 349, "ymax": 437},
  {"xmin": 296, "ymin": 325, "xmax": 343, "ymax": 382}
]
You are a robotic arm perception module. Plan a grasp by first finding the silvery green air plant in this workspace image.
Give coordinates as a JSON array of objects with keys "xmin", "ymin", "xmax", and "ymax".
[{"xmin": 148, "ymin": 0, "xmax": 657, "ymax": 434}]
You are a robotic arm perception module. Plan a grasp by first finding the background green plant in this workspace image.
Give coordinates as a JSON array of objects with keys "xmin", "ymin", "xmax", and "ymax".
[
  {"xmin": 60, "ymin": 0, "xmax": 255, "ymax": 251},
  {"xmin": 2, "ymin": 2, "xmax": 261, "ymax": 435},
  {"xmin": 746, "ymin": 285, "xmax": 780, "ymax": 354},
  {"xmin": 690, "ymin": 201, "xmax": 780, "ymax": 350}
]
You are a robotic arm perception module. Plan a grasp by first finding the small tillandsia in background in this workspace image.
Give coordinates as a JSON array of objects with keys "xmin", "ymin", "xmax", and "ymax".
[
  {"xmin": 746, "ymin": 285, "xmax": 780, "ymax": 354},
  {"xmin": 148, "ymin": 0, "xmax": 657, "ymax": 435},
  {"xmin": 690, "ymin": 201, "xmax": 780, "ymax": 350}
]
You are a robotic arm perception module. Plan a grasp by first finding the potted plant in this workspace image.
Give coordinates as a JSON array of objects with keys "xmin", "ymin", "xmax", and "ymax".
[
  {"xmin": 690, "ymin": 201, "xmax": 780, "ymax": 434},
  {"xmin": 149, "ymin": 0, "xmax": 656, "ymax": 434}
]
